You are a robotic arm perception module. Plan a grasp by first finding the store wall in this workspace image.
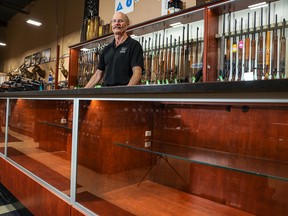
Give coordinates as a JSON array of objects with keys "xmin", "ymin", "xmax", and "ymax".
[{"xmin": 0, "ymin": 0, "xmax": 196, "ymax": 75}]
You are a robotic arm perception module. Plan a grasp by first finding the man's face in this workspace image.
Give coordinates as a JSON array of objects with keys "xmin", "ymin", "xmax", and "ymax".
[{"xmin": 111, "ymin": 12, "xmax": 128, "ymax": 35}]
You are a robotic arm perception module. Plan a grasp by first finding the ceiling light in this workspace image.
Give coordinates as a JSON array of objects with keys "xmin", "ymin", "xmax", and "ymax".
[
  {"xmin": 0, "ymin": 42, "xmax": 6, "ymax": 46},
  {"xmin": 80, "ymin": 48, "xmax": 89, "ymax": 51},
  {"xmin": 170, "ymin": 22, "xmax": 183, "ymax": 28},
  {"xmin": 248, "ymin": 2, "xmax": 268, "ymax": 10},
  {"xmin": 26, "ymin": 19, "xmax": 42, "ymax": 26}
]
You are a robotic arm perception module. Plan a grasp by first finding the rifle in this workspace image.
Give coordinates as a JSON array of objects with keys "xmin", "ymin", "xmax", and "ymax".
[
  {"xmin": 156, "ymin": 33, "xmax": 162, "ymax": 84},
  {"xmin": 232, "ymin": 18, "xmax": 237, "ymax": 81},
  {"xmin": 272, "ymin": 15, "xmax": 278, "ymax": 79},
  {"xmin": 167, "ymin": 34, "xmax": 172, "ymax": 84},
  {"xmin": 163, "ymin": 37, "xmax": 168, "ymax": 84},
  {"xmin": 159, "ymin": 30, "xmax": 165, "ymax": 84},
  {"xmin": 141, "ymin": 39, "xmax": 147, "ymax": 84},
  {"xmin": 280, "ymin": 19, "xmax": 286, "ymax": 79},
  {"xmin": 264, "ymin": 3, "xmax": 271, "ymax": 79},
  {"xmin": 171, "ymin": 38, "xmax": 177, "ymax": 83},
  {"xmin": 251, "ymin": 11, "xmax": 256, "ymax": 74},
  {"xmin": 177, "ymin": 36, "xmax": 181, "ymax": 82},
  {"xmin": 238, "ymin": 18, "xmax": 244, "ymax": 81},
  {"xmin": 225, "ymin": 12, "xmax": 231, "ymax": 81},
  {"xmin": 193, "ymin": 27, "xmax": 199, "ymax": 81},
  {"xmin": 152, "ymin": 33, "xmax": 158, "ymax": 84},
  {"xmin": 218, "ymin": 13, "xmax": 225, "ymax": 81},
  {"xmin": 180, "ymin": 26, "xmax": 185, "ymax": 82},
  {"xmin": 145, "ymin": 37, "xmax": 152, "ymax": 84},
  {"xmin": 257, "ymin": 8, "xmax": 264, "ymax": 80},
  {"xmin": 184, "ymin": 24, "xmax": 190, "ymax": 82},
  {"xmin": 244, "ymin": 13, "xmax": 250, "ymax": 73}
]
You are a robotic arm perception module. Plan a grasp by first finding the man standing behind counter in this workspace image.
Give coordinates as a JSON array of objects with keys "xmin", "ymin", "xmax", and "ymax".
[{"xmin": 85, "ymin": 12, "xmax": 144, "ymax": 88}]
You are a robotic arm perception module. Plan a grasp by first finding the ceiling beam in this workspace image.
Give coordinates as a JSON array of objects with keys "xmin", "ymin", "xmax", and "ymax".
[{"xmin": 0, "ymin": 3, "xmax": 29, "ymax": 15}]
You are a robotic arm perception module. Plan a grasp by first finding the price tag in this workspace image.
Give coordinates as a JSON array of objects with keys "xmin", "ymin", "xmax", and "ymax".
[{"xmin": 115, "ymin": 0, "xmax": 134, "ymax": 14}]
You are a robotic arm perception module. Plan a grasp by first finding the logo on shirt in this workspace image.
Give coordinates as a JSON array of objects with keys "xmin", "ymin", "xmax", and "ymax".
[{"xmin": 120, "ymin": 47, "xmax": 127, "ymax": 53}]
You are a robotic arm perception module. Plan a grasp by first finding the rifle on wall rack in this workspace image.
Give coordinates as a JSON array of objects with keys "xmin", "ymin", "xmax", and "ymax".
[
  {"xmin": 180, "ymin": 26, "xmax": 185, "ymax": 82},
  {"xmin": 280, "ymin": 18, "xmax": 286, "ymax": 79},
  {"xmin": 145, "ymin": 37, "xmax": 152, "ymax": 84},
  {"xmin": 184, "ymin": 24, "xmax": 190, "ymax": 82},
  {"xmin": 264, "ymin": 3, "xmax": 271, "ymax": 79},
  {"xmin": 189, "ymin": 26, "xmax": 194, "ymax": 82},
  {"xmin": 244, "ymin": 13, "xmax": 250, "ymax": 73},
  {"xmin": 238, "ymin": 18, "xmax": 243, "ymax": 81},
  {"xmin": 232, "ymin": 18, "xmax": 237, "ymax": 81},
  {"xmin": 271, "ymin": 15, "xmax": 278, "ymax": 79},
  {"xmin": 193, "ymin": 27, "xmax": 200, "ymax": 82},
  {"xmin": 167, "ymin": 35, "xmax": 173, "ymax": 84},
  {"xmin": 159, "ymin": 30, "xmax": 165, "ymax": 84},
  {"xmin": 225, "ymin": 12, "xmax": 231, "ymax": 81},
  {"xmin": 257, "ymin": 8, "xmax": 264, "ymax": 80},
  {"xmin": 163, "ymin": 37, "xmax": 168, "ymax": 84},
  {"xmin": 152, "ymin": 33, "xmax": 158, "ymax": 84},
  {"xmin": 171, "ymin": 38, "xmax": 177, "ymax": 83},
  {"xmin": 218, "ymin": 13, "xmax": 225, "ymax": 81},
  {"xmin": 251, "ymin": 11, "xmax": 256, "ymax": 75}
]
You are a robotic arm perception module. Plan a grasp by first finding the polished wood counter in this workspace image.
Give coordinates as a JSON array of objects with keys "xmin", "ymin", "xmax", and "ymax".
[{"xmin": 1, "ymin": 79, "xmax": 288, "ymax": 101}]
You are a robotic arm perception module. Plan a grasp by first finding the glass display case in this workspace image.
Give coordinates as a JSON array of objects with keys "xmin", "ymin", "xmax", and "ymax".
[{"xmin": 0, "ymin": 81, "xmax": 287, "ymax": 215}]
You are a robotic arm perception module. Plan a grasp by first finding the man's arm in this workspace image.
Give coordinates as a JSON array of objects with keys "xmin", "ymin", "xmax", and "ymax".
[
  {"xmin": 84, "ymin": 69, "xmax": 103, "ymax": 88},
  {"xmin": 128, "ymin": 66, "xmax": 142, "ymax": 86}
]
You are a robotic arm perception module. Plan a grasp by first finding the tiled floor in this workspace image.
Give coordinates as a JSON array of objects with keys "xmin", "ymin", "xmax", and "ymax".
[{"xmin": 0, "ymin": 184, "xmax": 33, "ymax": 216}]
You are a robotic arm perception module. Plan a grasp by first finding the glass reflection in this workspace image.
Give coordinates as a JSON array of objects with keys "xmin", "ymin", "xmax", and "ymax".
[
  {"xmin": 6, "ymin": 99, "xmax": 73, "ymax": 196},
  {"xmin": 0, "ymin": 99, "xmax": 7, "ymax": 155}
]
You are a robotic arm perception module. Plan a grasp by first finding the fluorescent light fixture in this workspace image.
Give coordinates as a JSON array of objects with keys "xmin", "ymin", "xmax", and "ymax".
[
  {"xmin": 0, "ymin": 42, "xmax": 6, "ymax": 46},
  {"xmin": 26, "ymin": 19, "xmax": 42, "ymax": 26},
  {"xmin": 248, "ymin": 2, "xmax": 268, "ymax": 10},
  {"xmin": 80, "ymin": 48, "xmax": 89, "ymax": 51},
  {"xmin": 170, "ymin": 22, "xmax": 183, "ymax": 28}
]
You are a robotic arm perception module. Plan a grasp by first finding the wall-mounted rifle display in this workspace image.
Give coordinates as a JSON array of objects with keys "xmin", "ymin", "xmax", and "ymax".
[{"xmin": 217, "ymin": 1, "xmax": 287, "ymax": 82}]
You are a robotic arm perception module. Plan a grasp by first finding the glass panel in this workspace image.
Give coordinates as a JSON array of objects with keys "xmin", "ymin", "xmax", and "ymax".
[
  {"xmin": 7, "ymin": 99, "xmax": 73, "ymax": 196},
  {"xmin": 76, "ymin": 100, "xmax": 288, "ymax": 215},
  {"xmin": 0, "ymin": 99, "xmax": 6, "ymax": 155}
]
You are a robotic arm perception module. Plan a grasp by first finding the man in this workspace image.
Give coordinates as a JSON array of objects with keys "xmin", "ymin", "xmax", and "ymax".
[{"xmin": 85, "ymin": 12, "xmax": 144, "ymax": 88}]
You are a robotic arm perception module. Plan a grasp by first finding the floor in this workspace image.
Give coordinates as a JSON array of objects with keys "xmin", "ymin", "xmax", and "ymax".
[{"xmin": 0, "ymin": 183, "xmax": 33, "ymax": 216}]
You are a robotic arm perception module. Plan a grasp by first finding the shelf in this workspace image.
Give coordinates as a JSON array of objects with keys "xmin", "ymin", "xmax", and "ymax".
[
  {"xmin": 116, "ymin": 141, "xmax": 288, "ymax": 182},
  {"xmin": 38, "ymin": 121, "xmax": 72, "ymax": 131}
]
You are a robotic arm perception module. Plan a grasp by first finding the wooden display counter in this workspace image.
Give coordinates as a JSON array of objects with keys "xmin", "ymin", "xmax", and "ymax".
[{"xmin": 0, "ymin": 80, "xmax": 288, "ymax": 215}]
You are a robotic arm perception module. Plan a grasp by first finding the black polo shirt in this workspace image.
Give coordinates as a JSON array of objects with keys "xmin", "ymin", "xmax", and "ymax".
[{"xmin": 98, "ymin": 36, "xmax": 144, "ymax": 86}]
